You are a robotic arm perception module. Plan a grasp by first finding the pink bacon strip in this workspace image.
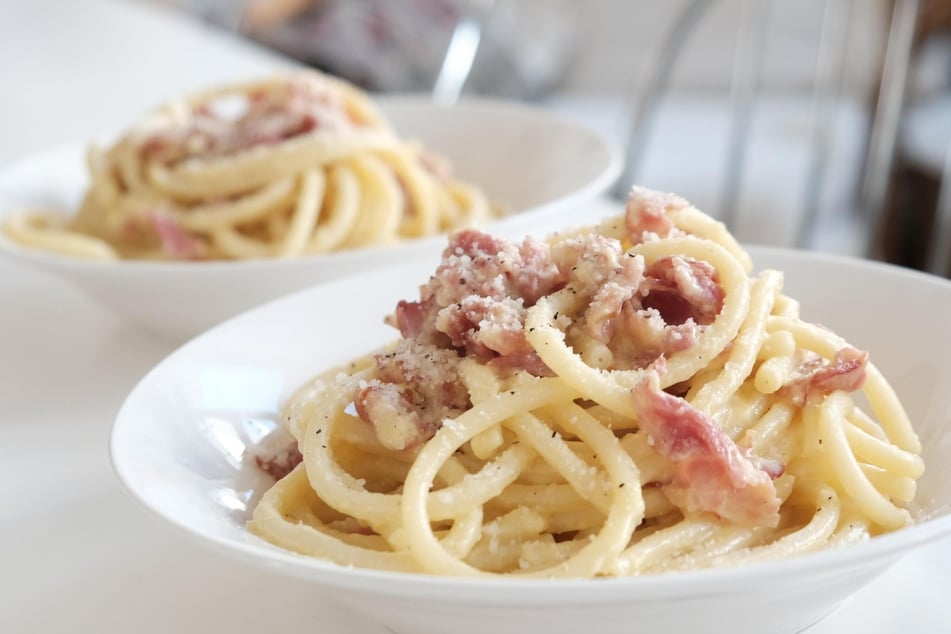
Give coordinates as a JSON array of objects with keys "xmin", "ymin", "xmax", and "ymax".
[{"xmin": 632, "ymin": 374, "xmax": 782, "ymax": 527}]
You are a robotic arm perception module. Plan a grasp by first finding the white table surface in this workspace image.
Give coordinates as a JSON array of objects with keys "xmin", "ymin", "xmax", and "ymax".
[{"xmin": 0, "ymin": 1, "xmax": 949, "ymax": 632}]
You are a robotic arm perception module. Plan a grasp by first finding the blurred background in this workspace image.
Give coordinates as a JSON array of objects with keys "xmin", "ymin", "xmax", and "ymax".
[
  {"xmin": 160, "ymin": 0, "xmax": 951, "ymax": 276},
  {"xmin": 6, "ymin": 0, "xmax": 951, "ymax": 274}
]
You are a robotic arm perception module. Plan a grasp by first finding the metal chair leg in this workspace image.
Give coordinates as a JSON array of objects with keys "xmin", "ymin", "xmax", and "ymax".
[
  {"xmin": 925, "ymin": 139, "xmax": 951, "ymax": 274},
  {"xmin": 613, "ymin": 0, "xmax": 714, "ymax": 199},
  {"xmin": 798, "ymin": 0, "xmax": 853, "ymax": 249},
  {"xmin": 861, "ymin": 0, "xmax": 921, "ymax": 258},
  {"xmin": 719, "ymin": 0, "xmax": 771, "ymax": 228}
]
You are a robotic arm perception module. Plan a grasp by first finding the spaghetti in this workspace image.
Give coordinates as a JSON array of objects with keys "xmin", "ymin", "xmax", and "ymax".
[
  {"xmin": 248, "ymin": 187, "xmax": 923, "ymax": 577},
  {"xmin": 2, "ymin": 72, "xmax": 492, "ymax": 260}
]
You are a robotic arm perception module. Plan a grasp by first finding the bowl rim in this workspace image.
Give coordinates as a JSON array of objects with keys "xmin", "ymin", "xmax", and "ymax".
[
  {"xmin": 109, "ymin": 244, "xmax": 951, "ymax": 602},
  {"xmin": 0, "ymin": 95, "xmax": 622, "ymax": 274}
]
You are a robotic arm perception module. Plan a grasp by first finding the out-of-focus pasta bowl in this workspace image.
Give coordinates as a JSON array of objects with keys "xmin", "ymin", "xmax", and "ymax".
[
  {"xmin": 0, "ymin": 97, "xmax": 620, "ymax": 340},
  {"xmin": 111, "ymin": 246, "xmax": 951, "ymax": 634}
]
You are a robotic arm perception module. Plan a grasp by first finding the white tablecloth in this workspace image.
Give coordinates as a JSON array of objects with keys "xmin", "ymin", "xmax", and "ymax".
[{"xmin": 0, "ymin": 1, "xmax": 948, "ymax": 632}]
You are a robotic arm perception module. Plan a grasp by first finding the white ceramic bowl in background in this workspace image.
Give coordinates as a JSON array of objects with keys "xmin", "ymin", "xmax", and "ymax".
[
  {"xmin": 110, "ymin": 247, "xmax": 951, "ymax": 634},
  {"xmin": 0, "ymin": 97, "xmax": 620, "ymax": 341}
]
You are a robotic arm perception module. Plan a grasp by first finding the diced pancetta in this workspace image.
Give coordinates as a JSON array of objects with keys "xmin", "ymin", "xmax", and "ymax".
[
  {"xmin": 360, "ymin": 225, "xmax": 731, "ymax": 454},
  {"xmin": 624, "ymin": 186, "xmax": 688, "ymax": 242},
  {"xmin": 631, "ymin": 374, "xmax": 782, "ymax": 527},
  {"xmin": 550, "ymin": 234, "xmax": 646, "ymax": 343},
  {"xmin": 141, "ymin": 75, "xmax": 358, "ymax": 164},
  {"xmin": 640, "ymin": 256, "xmax": 724, "ymax": 326},
  {"xmin": 386, "ymin": 229, "xmax": 565, "ymax": 370},
  {"xmin": 252, "ymin": 443, "xmax": 303, "ymax": 481},
  {"xmin": 148, "ymin": 211, "xmax": 207, "ymax": 259},
  {"xmin": 780, "ymin": 347, "xmax": 869, "ymax": 405},
  {"xmin": 353, "ymin": 340, "xmax": 469, "ymax": 450}
]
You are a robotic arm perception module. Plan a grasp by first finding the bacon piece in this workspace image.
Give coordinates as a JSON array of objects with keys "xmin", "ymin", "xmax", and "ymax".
[
  {"xmin": 551, "ymin": 234, "xmax": 645, "ymax": 343},
  {"xmin": 434, "ymin": 296, "xmax": 551, "ymax": 375},
  {"xmin": 487, "ymin": 351, "xmax": 553, "ymax": 376},
  {"xmin": 549, "ymin": 240, "xmax": 725, "ymax": 371},
  {"xmin": 417, "ymin": 149, "xmax": 453, "ymax": 181},
  {"xmin": 141, "ymin": 75, "xmax": 360, "ymax": 164},
  {"xmin": 810, "ymin": 347, "xmax": 868, "ymax": 393},
  {"xmin": 432, "ymin": 229, "xmax": 564, "ymax": 306},
  {"xmin": 353, "ymin": 382, "xmax": 433, "ymax": 451},
  {"xmin": 251, "ymin": 442, "xmax": 303, "ymax": 481},
  {"xmin": 604, "ymin": 254, "xmax": 723, "ymax": 369},
  {"xmin": 437, "ymin": 297, "xmax": 523, "ymax": 356},
  {"xmin": 749, "ymin": 454, "xmax": 786, "ymax": 479},
  {"xmin": 616, "ymin": 304, "xmax": 701, "ymax": 369},
  {"xmin": 388, "ymin": 229, "xmax": 565, "ymax": 369},
  {"xmin": 624, "ymin": 187, "xmax": 688, "ymax": 242},
  {"xmin": 780, "ymin": 347, "xmax": 869, "ymax": 405},
  {"xmin": 632, "ymin": 374, "xmax": 781, "ymax": 527},
  {"xmin": 514, "ymin": 236, "xmax": 565, "ymax": 304},
  {"xmin": 391, "ymin": 298, "xmax": 430, "ymax": 339},
  {"xmin": 148, "ymin": 211, "xmax": 207, "ymax": 259},
  {"xmin": 641, "ymin": 256, "xmax": 723, "ymax": 326},
  {"xmin": 353, "ymin": 340, "xmax": 469, "ymax": 450},
  {"xmin": 552, "ymin": 234, "xmax": 631, "ymax": 289},
  {"xmin": 374, "ymin": 341, "xmax": 469, "ymax": 414}
]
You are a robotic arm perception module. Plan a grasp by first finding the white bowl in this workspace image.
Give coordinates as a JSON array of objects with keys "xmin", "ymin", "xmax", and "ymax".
[
  {"xmin": 110, "ymin": 246, "xmax": 951, "ymax": 634},
  {"xmin": 0, "ymin": 97, "xmax": 620, "ymax": 341}
]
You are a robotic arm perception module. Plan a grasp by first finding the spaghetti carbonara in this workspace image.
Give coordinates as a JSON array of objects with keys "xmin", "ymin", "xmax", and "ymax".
[
  {"xmin": 2, "ymin": 71, "xmax": 491, "ymax": 260},
  {"xmin": 248, "ymin": 187, "xmax": 923, "ymax": 577}
]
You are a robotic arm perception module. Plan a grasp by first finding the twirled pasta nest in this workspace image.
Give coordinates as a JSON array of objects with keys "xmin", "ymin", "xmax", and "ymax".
[
  {"xmin": 247, "ymin": 187, "xmax": 923, "ymax": 577},
  {"xmin": 4, "ymin": 71, "xmax": 492, "ymax": 260}
]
